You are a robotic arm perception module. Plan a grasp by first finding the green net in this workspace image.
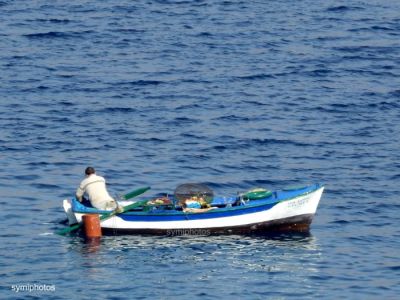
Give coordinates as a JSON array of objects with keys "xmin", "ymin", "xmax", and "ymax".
[{"xmin": 242, "ymin": 188, "xmax": 272, "ymax": 200}]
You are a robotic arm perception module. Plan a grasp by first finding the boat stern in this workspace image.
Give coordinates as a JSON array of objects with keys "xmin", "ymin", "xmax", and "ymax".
[{"xmin": 63, "ymin": 199, "xmax": 78, "ymax": 225}]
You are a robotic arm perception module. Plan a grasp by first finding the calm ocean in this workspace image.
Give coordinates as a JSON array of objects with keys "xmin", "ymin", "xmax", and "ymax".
[{"xmin": 1, "ymin": 0, "xmax": 399, "ymax": 299}]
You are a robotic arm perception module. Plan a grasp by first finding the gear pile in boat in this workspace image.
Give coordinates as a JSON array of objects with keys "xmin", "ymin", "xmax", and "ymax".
[
  {"xmin": 174, "ymin": 183, "xmax": 214, "ymax": 206},
  {"xmin": 142, "ymin": 184, "xmax": 274, "ymax": 212}
]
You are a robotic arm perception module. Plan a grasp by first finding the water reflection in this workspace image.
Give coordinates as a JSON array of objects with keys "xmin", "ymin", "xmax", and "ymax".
[
  {"xmin": 56, "ymin": 231, "xmax": 323, "ymax": 297},
  {"xmin": 65, "ymin": 232, "xmax": 319, "ymax": 254},
  {"xmin": 83, "ymin": 237, "xmax": 102, "ymax": 253}
]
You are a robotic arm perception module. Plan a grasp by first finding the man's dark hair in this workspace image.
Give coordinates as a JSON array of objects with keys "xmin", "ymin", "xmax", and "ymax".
[{"xmin": 85, "ymin": 167, "xmax": 95, "ymax": 175}]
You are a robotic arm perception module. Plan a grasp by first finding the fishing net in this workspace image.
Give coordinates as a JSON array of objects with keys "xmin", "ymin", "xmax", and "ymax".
[{"xmin": 174, "ymin": 183, "xmax": 214, "ymax": 208}]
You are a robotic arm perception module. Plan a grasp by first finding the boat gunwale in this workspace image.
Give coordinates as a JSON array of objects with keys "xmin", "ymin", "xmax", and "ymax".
[{"xmin": 123, "ymin": 185, "xmax": 323, "ymax": 216}]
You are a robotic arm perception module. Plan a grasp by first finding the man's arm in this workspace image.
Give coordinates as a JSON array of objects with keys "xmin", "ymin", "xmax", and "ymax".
[{"xmin": 76, "ymin": 185, "xmax": 85, "ymax": 202}]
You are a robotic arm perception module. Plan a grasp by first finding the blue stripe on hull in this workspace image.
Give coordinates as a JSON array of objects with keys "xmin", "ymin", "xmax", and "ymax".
[{"xmin": 119, "ymin": 202, "xmax": 278, "ymax": 222}]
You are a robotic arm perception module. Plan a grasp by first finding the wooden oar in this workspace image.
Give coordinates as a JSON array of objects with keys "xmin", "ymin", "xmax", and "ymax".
[
  {"xmin": 56, "ymin": 186, "xmax": 150, "ymax": 236},
  {"xmin": 123, "ymin": 187, "xmax": 150, "ymax": 200}
]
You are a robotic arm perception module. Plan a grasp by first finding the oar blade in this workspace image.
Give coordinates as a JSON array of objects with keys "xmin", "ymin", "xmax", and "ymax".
[{"xmin": 55, "ymin": 223, "xmax": 82, "ymax": 236}]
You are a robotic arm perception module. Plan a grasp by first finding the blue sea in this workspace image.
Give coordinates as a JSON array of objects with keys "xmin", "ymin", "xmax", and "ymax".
[{"xmin": 1, "ymin": 0, "xmax": 399, "ymax": 299}]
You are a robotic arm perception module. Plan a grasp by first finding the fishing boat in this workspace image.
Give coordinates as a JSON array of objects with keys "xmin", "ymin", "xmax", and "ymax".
[{"xmin": 62, "ymin": 183, "xmax": 324, "ymax": 235}]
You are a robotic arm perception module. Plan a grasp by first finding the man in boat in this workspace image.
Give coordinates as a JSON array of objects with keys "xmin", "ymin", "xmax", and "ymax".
[{"xmin": 76, "ymin": 167, "xmax": 117, "ymax": 210}]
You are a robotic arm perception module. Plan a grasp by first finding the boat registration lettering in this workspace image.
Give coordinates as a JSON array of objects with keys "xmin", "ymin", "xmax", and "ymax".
[{"xmin": 287, "ymin": 196, "xmax": 310, "ymax": 209}]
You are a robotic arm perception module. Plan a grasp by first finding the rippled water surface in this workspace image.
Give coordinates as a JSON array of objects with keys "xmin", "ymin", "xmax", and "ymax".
[{"xmin": 1, "ymin": 0, "xmax": 399, "ymax": 299}]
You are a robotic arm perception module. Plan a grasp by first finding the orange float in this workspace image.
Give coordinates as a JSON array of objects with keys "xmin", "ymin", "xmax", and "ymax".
[{"xmin": 82, "ymin": 214, "xmax": 102, "ymax": 238}]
